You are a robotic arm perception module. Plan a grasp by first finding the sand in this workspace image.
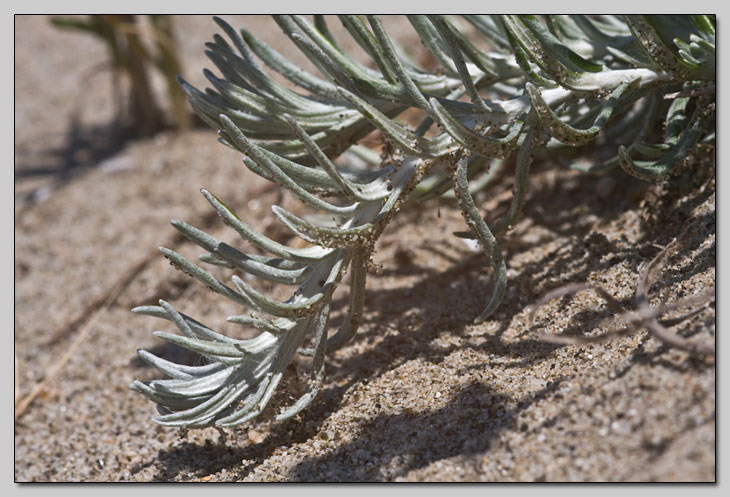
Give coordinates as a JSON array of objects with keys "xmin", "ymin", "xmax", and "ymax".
[{"xmin": 14, "ymin": 15, "xmax": 715, "ymax": 482}]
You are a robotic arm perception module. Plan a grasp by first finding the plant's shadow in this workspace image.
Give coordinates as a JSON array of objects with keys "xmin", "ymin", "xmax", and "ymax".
[
  {"xmin": 150, "ymin": 162, "xmax": 714, "ymax": 481},
  {"xmin": 15, "ymin": 113, "xmax": 135, "ymax": 206},
  {"xmin": 15, "ymin": 108, "xmax": 208, "ymax": 214},
  {"xmin": 288, "ymin": 380, "xmax": 560, "ymax": 481}
]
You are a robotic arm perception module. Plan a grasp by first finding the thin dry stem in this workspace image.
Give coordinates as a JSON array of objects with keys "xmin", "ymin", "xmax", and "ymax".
[
  {"xmin": 663, "ymin": 86, "xmax": 716, "ymax": 99},
  {"xmin": 15, "ymin": 280, "xmax": 128, "ymax": 421},
  {"xmin": 532, "ymin": 229, "xmax": 715, "ymax": 356}
]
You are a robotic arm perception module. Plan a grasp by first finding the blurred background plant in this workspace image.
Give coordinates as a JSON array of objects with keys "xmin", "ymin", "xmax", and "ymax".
[{"xmin": 50, "ymin": 14, "xmax": 191, "ymax": 137}]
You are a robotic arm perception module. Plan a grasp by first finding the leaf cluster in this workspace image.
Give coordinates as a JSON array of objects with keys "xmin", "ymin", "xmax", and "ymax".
[{"xmin": 131, "ymin": 15, "xmax": 715, "ymax": 428}]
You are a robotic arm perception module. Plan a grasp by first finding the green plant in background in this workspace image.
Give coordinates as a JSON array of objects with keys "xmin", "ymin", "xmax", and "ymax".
[
  {"xmin": 130, "ymin": 15, "xmax": 715, "ymax": 428},
  {"xmin": 51, "ymin": 14, "xmax": 191, "ymax": 136}
]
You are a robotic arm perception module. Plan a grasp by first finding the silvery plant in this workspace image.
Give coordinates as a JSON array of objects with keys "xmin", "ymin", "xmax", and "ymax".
[{"xmin": 130, "ymin": 15, "xmax": 715, "ymax": 428}]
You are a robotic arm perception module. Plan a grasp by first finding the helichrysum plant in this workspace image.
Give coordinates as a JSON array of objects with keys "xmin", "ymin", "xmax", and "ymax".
[{"xmin": 130, "ymin": 15, "xmax": 715, "ymax": 428}]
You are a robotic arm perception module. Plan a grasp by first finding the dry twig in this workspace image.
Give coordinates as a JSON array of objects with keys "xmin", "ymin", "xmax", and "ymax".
[
  {"xmin": 46, "ymin": 245, "xmax": 172, "ymax": 345},
  {"xmin": 531, "ymin": 229, "xmax": 715, "ymax": 355},
  {"xmin": 15, "ymin": 280, "xmax": 127, "ymax": 421},
  {"xmin": 663, "ymin": 86, "xmax": 716, "ymax": 99}
]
